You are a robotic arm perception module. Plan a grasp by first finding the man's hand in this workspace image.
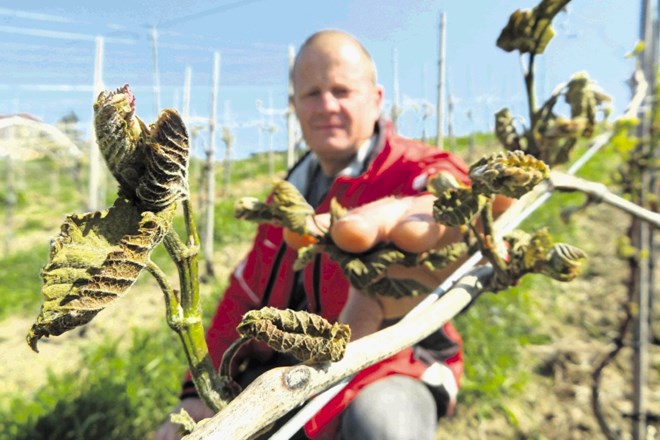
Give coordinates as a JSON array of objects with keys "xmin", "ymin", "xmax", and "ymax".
[
  {"xmin": 330, "ymin": 195, "xmax": 464, "ymax": 321},
  {"xmin": 153, "ymin": 398, "xmax": 214, "ymax": 440}
]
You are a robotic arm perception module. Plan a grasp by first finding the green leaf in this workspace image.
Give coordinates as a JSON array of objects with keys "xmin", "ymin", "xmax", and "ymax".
[{"xmin": 27, "ymin": 198, "xmax": 175, "ymax": 352}]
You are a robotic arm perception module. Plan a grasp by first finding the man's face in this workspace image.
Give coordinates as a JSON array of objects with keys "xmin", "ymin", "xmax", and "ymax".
[{"xmin": 292, "ymin": 42, "xmax": 383, "ymax": 174}]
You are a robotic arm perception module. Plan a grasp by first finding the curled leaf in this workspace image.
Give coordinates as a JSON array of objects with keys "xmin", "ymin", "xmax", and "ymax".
[
  {"xmin": 329, "ymin": 197, "xmax": 348, "ymax": 224},
  {"xmin": 94, "ymin": 84, "xmax": 149, "ymax": 195},
  {"xmin": 94, "ymin": 85, "xmax": 191, "ymax": 210},
  {"xmin": 543, "ymin": 243, "xmax": 587, "ymax": 281},
  {"xmin": 271, "ymin": 180, "xmax": 316, "ymax": 234},
  {"xmin": 427, "ymin": 171, "xmax": 469, "ymax": 197},
  {"xmin": 170, "ymin": 408, "xmax": 198, "ymax": 436},
  {"xmin": 136, "ymin": 109, "xmax": 190, "ymax": 210},
  {"xmin": 234, "ymin": 180, "xmax": 315, "ymax": 234},
  {"xmin": 237, "ymin": 307, "xmax": 351, "ymax": 363},
  {"xmin": 420, "ymin": 242, "xmax": 469, "ymax": 272},
  {"xmin": 495, "ymin": 108, "xmax": 526, "ymax": 152},
  {"xmin": 433, "ymin": 188, "xmax": 487, "ymax": 227},
  {"xmin": 234, "ymin": 197, "xmax": 276, "ymax": 223},
  {"xmin": 293, "ymin": 243, "xmax": 322, "ymax": 271},
  {"xmin": 365, "ymin": 277, "xmax": 431, "ymax": 298},
  {"xmin": 490, "ymin": 228, "xmax": 587, "ymax": 291},
  {"xmin": 27, "ymin": 199, "xmax": 175, "ymax": 352},
  {"xmin": 325, "ymin": 243, "xmax": 407, "ymax": 292},
  {"xmin": 469, "ymin": 150, "xmax": 550, "ymax": 198},
  {"xmin": 496, "ymin": 0, "xmax": 569, "ymax": 55}
]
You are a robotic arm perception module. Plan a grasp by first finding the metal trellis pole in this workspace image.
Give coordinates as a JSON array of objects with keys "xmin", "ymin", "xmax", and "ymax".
[
  {"xmin": 88, "ymin": 36, "xmax": 104, "ymax": 211},
  {"xmin": 203, "ymin": 51, "xmax": 220, "ymax": 279},
  {"xmin": 436, "ymin": 11, "xmax": 446, "ymax": 148}
]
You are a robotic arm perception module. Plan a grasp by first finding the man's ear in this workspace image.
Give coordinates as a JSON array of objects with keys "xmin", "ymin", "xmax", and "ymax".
[{"xmin": 375, "ymin": 84, "xmax": 385, "ymax": 110}]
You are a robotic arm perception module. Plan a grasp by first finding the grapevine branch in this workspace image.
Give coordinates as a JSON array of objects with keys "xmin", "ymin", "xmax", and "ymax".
[
  {"xmin": 182, "ymin": 267, "xmax": 493, "ymax": 440},
  {"xmin": 549, "ymin": 171, "xmax": 660, "ymax": 228}
]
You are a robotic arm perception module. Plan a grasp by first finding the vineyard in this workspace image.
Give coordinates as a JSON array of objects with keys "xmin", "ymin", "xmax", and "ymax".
[
  {"xmin": 1, "ymin": 139, "xmax": 658, "ymax": 440},
  {"xmin": 1, "ymin": 1, "xmax": 659, "ymax": 440}
]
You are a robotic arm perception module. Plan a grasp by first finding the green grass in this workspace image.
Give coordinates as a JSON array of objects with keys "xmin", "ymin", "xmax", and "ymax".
[
  {"xmin": 0, "ymin": 243, "xmax": 50, "ymax": 320},
  {"xmin": 0, "ymin": 327, "xmax": 186, "ymax": 440}
]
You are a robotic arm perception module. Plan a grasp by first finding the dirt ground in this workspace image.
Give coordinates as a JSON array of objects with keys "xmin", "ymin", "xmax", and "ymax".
[
  {"xmin": 1, "ymin": 200, "xmax": 658, "ymax": 439},
  {"xmin": 441, "ymin": 203, "xmax": 660, "ymax": 439}
]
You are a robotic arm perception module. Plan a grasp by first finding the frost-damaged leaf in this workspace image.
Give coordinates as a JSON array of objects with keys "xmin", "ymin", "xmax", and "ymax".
[
  {"xmin": 365, "ymin": 277, "xmax": 431, "ymax": 299},
  {"xmin": 271, "ymin": 180, "xmax": 315, "ymax": 234},
  {"xmin": 427, "ymin": 171, "xmax": 469, "ymax": 197},
  {"xmin": 94, "ymin": 84, "xmax": 149, "ymax": 197},
  {"xmin": 136, "ymin": 109, "xmax": 190, "ymax": 210},
  {"xmin": 233, "ymin": 180, "xmax": 315, "ymax": 233},
  {"xmin": 95, "ymin": 85, "xmax": 190, "ymax": 210},
  {"xmin": 469, "ymin": 150, "xmax": 550, "ymax": 199},
  {"xmin": 543, "ymin": 243, "xmax": 587, "ymax": 281},
  {"xmin": 564, "ymin": 72, "xmax": 611, "ymax": 138},
  {"xmin": 27, "ymin": 199, "xmax": 175, "ymax": 352},
  {"xmin": 420, "ymin": 242, "xmax": 469, "ymax": 272},
  {"xmin": 325, "ymin": 243, "xmax": 407, "ymax": 291},
  {"xmin": 234, "ymin": 197, "xmax": 276, "ymax": 223},
  {"xmin": 494, "ymin": 108, "xmax": 526, "ymax": 152},
  {"xmin": 433, "ymin": 187, "xmax": 487, "ymax": 227},
  {"xmin": 237, "ymin": 307, "xmax": 351, "ymax": 363},
  {"xmin": 496, "ymin": 0, "xmax": 571, "ymax": 55},
  {"xmin": 293, "ymin": 243, "xmax": 322, "ymax": 271},
  {"xmin": 490, "ymin": 228, "xmax": 587, "ymax": 291}
]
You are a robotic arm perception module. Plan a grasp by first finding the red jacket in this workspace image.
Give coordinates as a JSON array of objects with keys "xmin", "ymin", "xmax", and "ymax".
[{"xmin": 200, "ymin": 121, "xmax": 470, "ymax": 437}]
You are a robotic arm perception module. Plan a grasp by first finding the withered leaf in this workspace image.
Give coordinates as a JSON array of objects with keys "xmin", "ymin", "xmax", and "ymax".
[
  {"xmin": 234, "ymin": 197, "xmax": 277, "ymax": 223},
  {"xmin": 325, "ymin": 243, "xmax": 406, "ymax": 291},
  {"xmin": 271, "ymin": 180, "xmax": 315, "ymax": 234},
  {"xmin": 365, "ymin": 277, "xmax": 432, "ymax": 299},
  {"xmin": 427, "ymin": 171, "xmax": 468, "ymax": 197},
  {"xmin": 496, "ymin": 0, "xmax": 570, "ymax": 55},
  {"xmin": 94, "ymin": 85, "xmax": 149, "ymax": 196},
  {"xmin": 136, "ymin": 109, "xmax": 190, "ymax": 210},
  {"xmin": 95, "ymin": 86, "xmax": 190, "ymax": 210},
  {"xmin": 494, "ymin": 108, "xmax": 525, "ymax": 152},
  {"xmin": 420, "ymin": 242, "xmax": 469, "ymax": 272},
  {"xmin": 543, "ymin": 243, "xmax": 587, "ymax": 281},
  {"xmin": 469, "ymin": 150, "xmax": 550, "ymax": 198},
  {"xmin": 27, "ymin": 198, "xmax": 175, "ymax": 352},
  {"xmin": 293, "ymin": 243, "xmax": 322, "ymax": 271},
  {"xmin": 491, "ymin": 228, "xmax": 587, "ymax": 291},
  {"xmin": 433, "ymin": 187, "xmax": 486, "ymax": 227},
  {"xmin": 237, "ymin": 307, "xmax": 351, "ymax": 363}
]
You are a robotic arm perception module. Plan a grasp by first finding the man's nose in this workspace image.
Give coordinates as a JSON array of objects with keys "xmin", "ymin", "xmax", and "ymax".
[{"xmin": 319, "ymin": 91, "xmax": 340, "ymax": 112}]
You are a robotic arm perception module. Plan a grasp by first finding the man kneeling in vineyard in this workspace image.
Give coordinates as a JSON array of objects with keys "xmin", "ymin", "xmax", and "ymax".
[{"xmin": 156, "ymin": 29, "xmax": 499, "ymax": 440}]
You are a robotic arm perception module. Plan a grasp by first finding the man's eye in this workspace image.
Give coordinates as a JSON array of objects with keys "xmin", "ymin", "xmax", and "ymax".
[
  {"xmin": 305, "ymin": 90, "xmax": 321, "ymax": 98},
  {"xmin": 333, "ymin": 88, "xmax": 350, "ymax": 98}
]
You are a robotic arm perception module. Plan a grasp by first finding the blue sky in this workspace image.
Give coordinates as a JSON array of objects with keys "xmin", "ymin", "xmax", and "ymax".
[{"xmin": 0, "ymin": 0, "xmax": 643, "ymax": 159}]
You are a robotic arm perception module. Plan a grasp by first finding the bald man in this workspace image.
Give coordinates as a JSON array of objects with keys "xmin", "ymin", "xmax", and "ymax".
[{"xmin": 154, "ymin": 30, "xmax": 470, "ymax": 440}]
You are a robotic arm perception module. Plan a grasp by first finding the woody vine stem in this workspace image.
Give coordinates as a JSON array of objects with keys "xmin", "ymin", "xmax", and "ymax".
[{"xmin": 149, "ymin": 197, "xmax": 233, "ymax": 412}]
